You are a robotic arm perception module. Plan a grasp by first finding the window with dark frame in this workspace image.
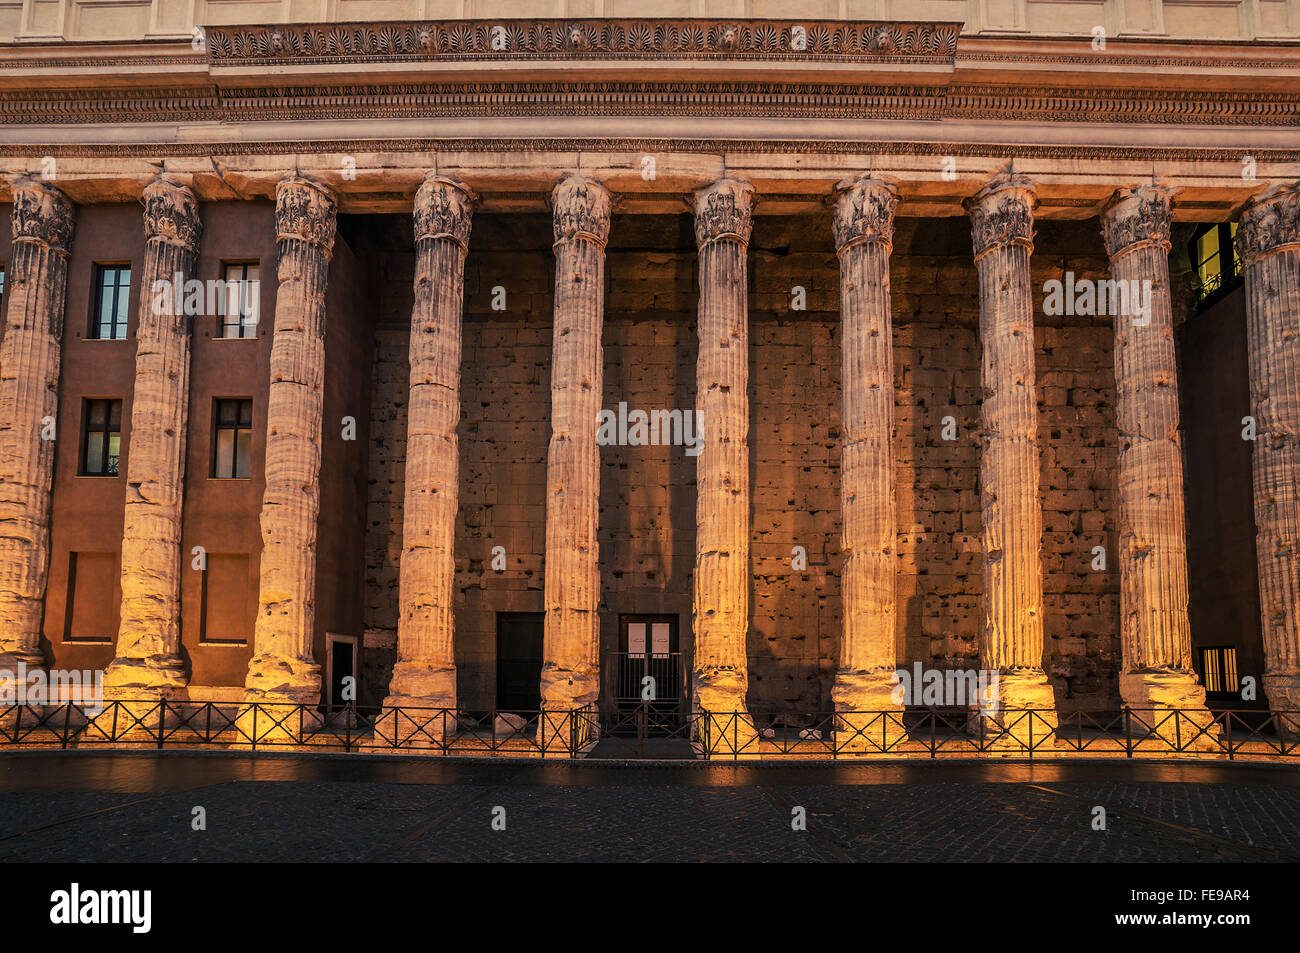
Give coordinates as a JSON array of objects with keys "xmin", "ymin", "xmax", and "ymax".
[
  {"xmin": 218, "ymin": 262, "xmax": 260, "ymax": 339},
  {"xmin": 91, "ymin": 264, "xmax": 132, "ymax": 340},
  {"xmin": 212, "ymin": 398, "xmax": 253, "ymax": 479},
  {"xmin": 1188, "ymin": 222, "xmax": 1242, "ymax": 305},
  {"xmin": 81, "ymin": 398, "xmax": 122, "ymax": 476},
  {"xmin": 1200, "ymin": 646, "xmax": 1240, "ymax": 695}
]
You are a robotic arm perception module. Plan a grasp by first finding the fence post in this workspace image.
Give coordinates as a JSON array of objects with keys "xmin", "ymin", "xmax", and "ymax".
[
  {"xmin": 61, "ymin": 701, "xmax": 73, "ymax": 749},
  {"xmin": 1123, "ymin": 705, "xmax": 1132, "ymax": 758},
  {"xmin": 156, "ymin": 700, "xmax": 166, "ymax": 749}
]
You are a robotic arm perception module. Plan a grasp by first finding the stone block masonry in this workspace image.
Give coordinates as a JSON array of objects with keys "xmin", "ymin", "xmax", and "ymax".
[{"xmin": 361, "ymin": 211, "xmax": 1122, "ymax": 715}]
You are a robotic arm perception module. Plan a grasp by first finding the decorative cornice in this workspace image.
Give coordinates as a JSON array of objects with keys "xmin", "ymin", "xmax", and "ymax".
[
  {"xmin": 275, "ymin": 174, "xmax": 336, "ymax": 255},
  {"xmin": 1237, "ymin": 181, "xmax": 1300, "ymax": 264},
  {"xmin": 1101, "ymin": 186, "xmax": 1172, "ymax": 259},
  {"xmin": 3, "ymin": 138, "xmax": 1298, "ymax": 166},
  {"xmin": 204, "ymin": 19, "xmax": 960, "ymax": 65},
  {"xmin": 142, "ymin": 174, "xmax": 202, "ymax": 254},
  {"xmin": 9, "ymin": 176, "xmax": 74, "ymax": 253},
  {"xmin": 2, "ymin": 81, "xmax": 1295, "ymax": 128},
  {"xmin": 832, "ymin": 177, "xmax": 897, "ymax": 253},
  {"xmin": 693, "ymin": 178, "xmax": 755, "ymax": 248},
  {"xmin": 966, "ymin": 172, "xmax": 1036, "ymax": 260},
  {"xmin": 551, "ymin": 175, "xmax": 612, "ymax": 247},
  {"xmin": 413, "ymin": 174, "xmax": 475, "ymax": 250}
]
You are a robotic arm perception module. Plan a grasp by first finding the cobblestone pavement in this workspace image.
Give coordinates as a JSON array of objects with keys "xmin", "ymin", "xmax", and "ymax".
[{"xmin": 0, "ymin": 754, "xmax": 1297, "ymax": 862}]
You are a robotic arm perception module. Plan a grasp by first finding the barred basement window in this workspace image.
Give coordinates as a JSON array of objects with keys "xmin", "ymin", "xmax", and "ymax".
[
  {"xmin": 212, "ymin": 398, "xmax": 253, "ymax": 479},
  {"xmin": 80, "ymin": 398, "xmax": 122, "ymax": 476},
  {"xmin": 1201, "ymin": 646, "xmax": 1239, "ymax": 694},
  {"xmin": 90, "ymin": 264, "xmax": 131, "ymax": 340},
  {"xmin": 218, "ymin": 262, "xmax": 260, "ymax": 339}
]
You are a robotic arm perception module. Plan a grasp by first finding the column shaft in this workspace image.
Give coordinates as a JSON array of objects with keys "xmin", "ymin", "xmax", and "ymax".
[
  {"xmin": 385, "ymin": 175, "xmax": 475, "ymax": 728},
  {"xmin": 1238, "ymin": 182, "xmax": 1300, "ymax": 718},
  {"xmin": 966, "ymin": 174, "xmax": 1057, "ymax": 727},
  {"xmin": 692, "ymin": 178, "xmax": 754, "ymax": 728},
  {"xmin": 539, "ymin": 176, "xmax": 611, "ymax": 730},
  {"xmin": 1102, "ymin": 187, "xmax": 1211, "ymax": 718},
  {"xmin": 241, "ymin": 175, "xmax": 336, "ymax": 709},
  {"xmin": 0, "ymin": 178, "xmax": 73, "ymax": 678},
  {"xmin": 105, "ymin": 175, "xmax": 202, "ymax": 699},
  {"xmin": 831, "ymin": 178, "xmax": 902, "ymax": 722}
]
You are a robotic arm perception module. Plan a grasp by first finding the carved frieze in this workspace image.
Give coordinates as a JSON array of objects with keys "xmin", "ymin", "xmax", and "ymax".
[
  {"xmin": 10, "ymin": 176, "xmax": 74, "ymax": 253},
  {"xmin": 413, "ymin": 174, "xmax": 476, "ymax": 249},
  {"xmin": 1237, "ymin": 181, "xmax": 1300, "ymax": 265},
  {"xmin": 832, "ymin": 177, "xmax": 898, "ymax": 252},
  {"xmin": 205, "ymin": 19, "xmax": 960, "ymax": 64}
]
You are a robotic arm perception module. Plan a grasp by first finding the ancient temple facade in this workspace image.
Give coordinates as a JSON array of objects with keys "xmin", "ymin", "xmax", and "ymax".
[{"xmin": 0, "ymin": 1, "xmax": 1298, "ymax": 750}]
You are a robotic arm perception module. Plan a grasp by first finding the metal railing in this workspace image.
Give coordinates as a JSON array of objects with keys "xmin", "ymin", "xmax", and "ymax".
[
  {"xmin": 690, "ymin": 707, "xmax": 1300, "ymax": 761},
  {"xmin": 2, "ymin": 701, "xmax": 1297, "ymax": 760},
  {"xmin": 0, "ymin": 700, "xmax": 598, "ymax": 757}
]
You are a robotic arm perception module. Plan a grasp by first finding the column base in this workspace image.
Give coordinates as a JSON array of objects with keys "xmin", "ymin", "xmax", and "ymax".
[
  {"xmin": 538, "ymin": 660, "xmax": 599, "ymax": 753},
  {"xmin": 970, "ymin": 669, "xmax": 1059, "ymax": 750},
  {"xmin": 831, "ymin": 669, "xmax": 907, "ymax": 752},
  {"xmin": 234, "ymin": 654, "xmax": 322, "ymax": 746},
  {"xmin": 372, "ymin": 699, "xmax": 458, "ymax": 750},
  {"xmin": 694, "ymin": 669, "xmax": 756, "ymax": 755},
  {"xmin": 1263, "ymin": 674, "xmax": 1300, "ymax": 734},
  {"xmin": 1120, "ymin": 668, "xmax": 1221, "ymax": 751}
]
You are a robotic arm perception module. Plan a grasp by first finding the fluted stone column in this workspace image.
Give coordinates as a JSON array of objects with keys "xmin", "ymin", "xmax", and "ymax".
[
  {"xmin": 965, "ymin": 173, "xmax": 1057, "ymax": 739},
  {"xmin": 380, "ymin": 175, "xmax": 475, "ymax": 746},
  {"xmin": 103, "ymin": 176, "xmax": 202, "ymax": 703},
  {"xmin": 0, "ymin": 178, "xmax": 74, "ymax": 689},
  {"xmin": 830, "ymin": 177, "xmax": 905, "ymax": 750},
  {"xmin": 1102, "ymin": 187, "xmax": 1215, "ymax": 733},
  {"xmin": 538, "ymin": 175, "xmax": 611, "ymax": 750},
  {"xmin": 238, "ymin": 175, "xmax": 336, "ymax": 739},
  {"xmin": 1238, "ymin": 182, "xmax": 1300, "ymax": 724},
  {"xmin": 692, "ymin": 177, "xmax": 756, "ymax": 750}
]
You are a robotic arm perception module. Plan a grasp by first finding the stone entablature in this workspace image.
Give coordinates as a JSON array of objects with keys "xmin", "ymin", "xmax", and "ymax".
[{"xmin": 3, "ymin": 0, "xmax": 1299, "ymax": 46}]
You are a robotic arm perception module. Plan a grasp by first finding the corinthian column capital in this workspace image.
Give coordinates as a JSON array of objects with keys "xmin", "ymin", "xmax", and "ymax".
[
  {"xmin": 414, "ymin": 174, "xmax": 476, "ymax": 249},
  {"xmin": 551, "ymin": 175, "xmax": 612, "ymax": 247},
  {"xmin": 10, "ymin": 176, "xmax": 74, "ymax": 254},
  {"xmin": 1237, "ymin": 181, "xmax": 1300, "ymax": 266},
  {"xmin": 693, "ymin": 177, "xmax": 755, "ymax": 248},
  {"xmin": 965, "ymin": 172, "xmax": 1036, "ymax": 260},
  {"xmin": 1102, "ymin": 186, "xmax": 1172, "ymax": 259},
  {"xmin": 275, "ymin": 174, "xmax": 337, "ymax": 255},
  {"xmin": 832, "ymin": 177, "xmax": 898, "ymax": 253},
  {"xmin": 142, "ymin": 175, "xmax": 202, "ymax": 254}
]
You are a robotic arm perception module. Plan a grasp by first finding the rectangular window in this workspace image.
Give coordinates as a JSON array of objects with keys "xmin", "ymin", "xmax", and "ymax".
[
  {"xmin": 91, "ymin": 265, "xmax": 132, "ymax": 340},
  {"xmin": 81, "ymin": 398, "xmax": 122, "ymax": 476},
  {"xmin": 212, "ymin": 398, "xmax": 253, "ymax": 479},
  {"xmin": 1201, "ymin": 646, "xmax": 1239, "ymax": 694},
  {"xmin": 218, "ymin": 262, "xmax": 260, "ymax": 339}
]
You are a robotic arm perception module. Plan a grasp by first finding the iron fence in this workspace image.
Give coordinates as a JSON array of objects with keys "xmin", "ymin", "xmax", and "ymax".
[
  {"xmin": 1, "ymin": 701, "xmax": 1297, "ymax": 760},
  {"xmin": 0, "ymin": 700, "xmax": 597, "ymax": 757}
]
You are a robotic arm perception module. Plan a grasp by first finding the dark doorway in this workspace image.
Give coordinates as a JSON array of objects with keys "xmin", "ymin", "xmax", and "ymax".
[
  {"xmin": 327, "ymin": 635, "xmax": 356, "ymax": 711},
  {"xmin": 496, "ymin": 612, "xmax": 544, "ymax": 713},
  {"xmin": 606, "ymin": 614, "xmax": 686, "ymax": 737}
]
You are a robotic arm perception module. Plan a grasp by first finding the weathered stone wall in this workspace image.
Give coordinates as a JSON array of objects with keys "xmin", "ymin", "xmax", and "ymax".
[{"xmin": 361, "ymin": 212, "xmax": 1123, "ymax": 714}]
